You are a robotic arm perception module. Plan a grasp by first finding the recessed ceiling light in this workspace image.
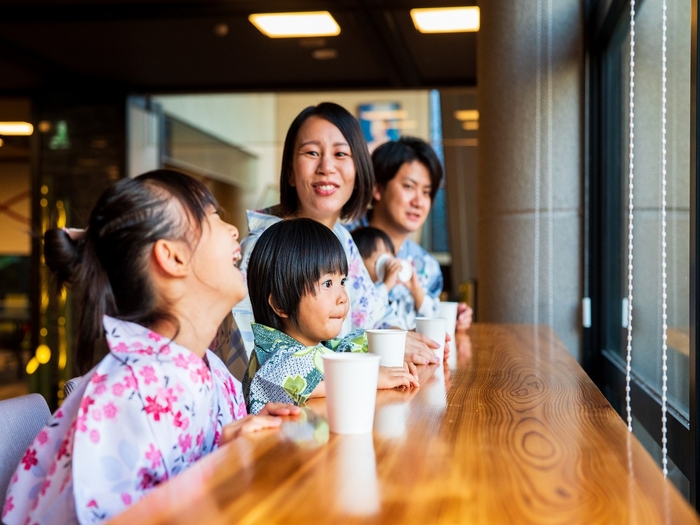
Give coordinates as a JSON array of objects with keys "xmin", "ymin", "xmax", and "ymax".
[
  {"xmin": 213, "ymin": 23, "xmax": 229, "ymax": 37},
  {"xmin": 0, "ymin": 138, "xmax": 3, "ymax": 147},
  {"xmin": 462, "ymin": 121, "xmax": 479, "ymax": 131},
  {"xmin": 0, "ymin": 121, "xmax": 33, "ymax": 135},
  {"xmin": 411, "ymin": 7, "xmax": 480, "ymax": 33},
  {"xmin": 312, "ymin": 48, "xmax": 338, "ymax": 60},
  {"xmin": 249, "ymin": 12, "xmax": 341, "ymax": 38},
  {"xmin": 299, "ymin": 38, "xmax": 327, "ymax": 48},
  {"xmin": 454, "ymin": 110, "xmax": 479, "ymax": 121}
]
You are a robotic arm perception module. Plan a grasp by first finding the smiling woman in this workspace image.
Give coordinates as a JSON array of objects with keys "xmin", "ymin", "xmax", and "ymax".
[
  {"xmin": 220, "ymin": 102, "xmax": 443, "ymax": 384},
  {"xmin": 223, "ymin": 104, "xmax": 398, "ymax": 376}
]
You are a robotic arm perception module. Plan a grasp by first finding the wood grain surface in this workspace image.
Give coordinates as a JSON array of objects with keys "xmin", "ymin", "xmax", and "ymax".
[{"xmin": 107, "ymin": 324, "xmax": 699, "ymax": 524}]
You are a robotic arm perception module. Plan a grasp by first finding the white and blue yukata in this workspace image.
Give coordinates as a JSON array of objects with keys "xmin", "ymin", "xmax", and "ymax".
[
  {"xmin": 243, "ymin": 323, "xmax": 367, "ymax": 414},
  {"xmin": 349, "ymin": 218, "xmax": 443, "ymax": 330}
]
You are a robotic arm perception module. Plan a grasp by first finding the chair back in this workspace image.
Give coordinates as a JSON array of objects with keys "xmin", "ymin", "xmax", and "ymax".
[{"xmin": 0, "ymin": 394, "xmax": 51, "ymax": 509}]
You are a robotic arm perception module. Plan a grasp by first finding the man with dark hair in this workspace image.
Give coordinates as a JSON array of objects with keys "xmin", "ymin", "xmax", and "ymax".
[{"xmin": 357, "ymin": 136, "xmax": 472, "ymax": 331}]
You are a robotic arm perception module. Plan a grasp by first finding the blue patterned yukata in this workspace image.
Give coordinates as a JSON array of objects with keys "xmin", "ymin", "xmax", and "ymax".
[
  {"xmin": 243, "ymin": 323, "xmax": 367, "ymax": 414},
  {"xmin": 348, "ymin": 217, "xmax": 443, "ymax": 330}
]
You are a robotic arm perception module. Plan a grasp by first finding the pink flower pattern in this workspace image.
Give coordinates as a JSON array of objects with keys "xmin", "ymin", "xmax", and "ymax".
[
  {"xmin": 139, "ymin": 366, "xmax": 158, "ymax": 385},
  {"xmin": 2, "ymin": 496, "xmax": 14, "ymax": 518},
  {"xmin": 178, "ymin": 433, "xmax": 192, "ymax": 453},
  {"xmin": 145, "ymin": 444, "xmax": 162, "ymax": 469},
  {"xmin": 20, "ymin": 449, "xmax": 37, "ymax": 470},
  {"xmin": 103, "ymin": 402, "xmax": 117, "ymax": 419},
  {"xmin": 174, "ymin": 353, "xmax": 189, "ymax": 369},
  {"xmin": 3, "ymin": 316, "xmax": 246, "ymax": 525},
  {"xmin": 111, "ymin": 383, "xmax": 125, "ymax": 396}
]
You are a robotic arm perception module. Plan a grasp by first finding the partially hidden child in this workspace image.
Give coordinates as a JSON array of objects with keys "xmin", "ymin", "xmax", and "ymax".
[
  {"xmin": 351, "ymin": 226, "xmax": 424, "ymax": 324},
  {"xmin": 242, "ymin": 218, "xmax": 420, "ymax": 415}
]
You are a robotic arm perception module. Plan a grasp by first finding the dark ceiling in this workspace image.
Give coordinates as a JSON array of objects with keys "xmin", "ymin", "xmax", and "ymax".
[{"xmin": 0, "ymin": 0, "xmax": 477, "ymax": 94}]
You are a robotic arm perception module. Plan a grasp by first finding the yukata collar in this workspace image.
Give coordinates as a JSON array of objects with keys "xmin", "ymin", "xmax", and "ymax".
[
  {"xmin": 246, "ymin": 205, "xmax": 285, "ymax": 234},
  {"xmin": 250, "ymin": 323, "xmax": 325, "ymax": 352},
  {"xmin": 102, "ymin": 315, "xmax": 206, "ymax": 364},
  {"xmin": 251, "ymin": 323, "xmax": 321, "ymax": 352}
]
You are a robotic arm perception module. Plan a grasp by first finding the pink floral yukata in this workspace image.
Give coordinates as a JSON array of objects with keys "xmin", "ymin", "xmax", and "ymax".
[{"xmin": 2, "ymin": 316, "xmax": 247, "ymax": 525}]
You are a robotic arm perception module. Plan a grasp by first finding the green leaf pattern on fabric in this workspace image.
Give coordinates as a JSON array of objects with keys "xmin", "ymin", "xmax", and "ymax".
[
  {"xmin": 282, "ymin": 375, "xmax": 308, "ymax": 404},
  {"xmin": 242, "ymin": 323, "xmax": 368, "ymax": 414}
]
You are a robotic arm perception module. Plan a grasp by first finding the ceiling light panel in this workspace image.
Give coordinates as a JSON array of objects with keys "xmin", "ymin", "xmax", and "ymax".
[
  {"xmin": 454, "ymin": 110, "xmax": 479, "ymax": 121},
  {"xmin": 411, "ymin": 7, "xmax": 480, "ymax": 34},
  {"xmin": 0, "ymin": 121, "xmax": 34, "ymax": 135},
  {"xmin": 249, "ymin": 12, "xmax": 341, "ymax": 38}
]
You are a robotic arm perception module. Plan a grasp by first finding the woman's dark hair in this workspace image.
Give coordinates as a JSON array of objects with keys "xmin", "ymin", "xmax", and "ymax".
[
  {"xmin": 371, "ymin": 136, "xmax": 443, "ymax": 201},
  {"xmin": 279, "ymin": 102, "xmax": 374, "ymax": 222},
  {"xmin": 43, "ymin": 169, "xmax": 217, "ymax": 374},
  {"xmin": 247, "ymin": 218, "xmax": 348, "ymax": 332},
  {"xmin": 350, "ymin": 226, "xmax": 395, "ymax": 259}
]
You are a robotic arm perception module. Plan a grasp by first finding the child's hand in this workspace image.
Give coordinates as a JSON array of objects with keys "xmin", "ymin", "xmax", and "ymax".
[
  {"xmin": 219, "ymin": 415, "xmax": 283, "ymax": 445},
  {"xmin": 377, "ymin": 363, "xmax": 420, "ymax": 389},
  {"xmin": 258, "ymin": 402, "xmax": 302, "ymax": 417},
  {"xmin": 456, "ymin": 302, "xmax": 473, "ymax": 331},
  {"xmin": 219, "ymin": 403, "xmax": 301, "ymax": 446},
  {"xmin": 382, "ymin": 258, "xmax": 403, "ymax": 290}
]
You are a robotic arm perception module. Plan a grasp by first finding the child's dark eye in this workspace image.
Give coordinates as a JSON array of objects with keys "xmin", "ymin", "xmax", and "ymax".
[
  {"xmin": 340, "ymin": 277, "xmax": 347, "ymax": 286},
  {"xmin": 322, "ymin": 280, "xmax": 333, "ymax": 288}
]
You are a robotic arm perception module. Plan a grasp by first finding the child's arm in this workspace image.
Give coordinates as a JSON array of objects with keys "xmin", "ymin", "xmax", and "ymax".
[
  {"xmin": 219, "ymin": 403, "xmax": 301, "ymax": 445},
  {"xmin": 309, "ymin": 380, "xmax": 326, "ymax": 398}
]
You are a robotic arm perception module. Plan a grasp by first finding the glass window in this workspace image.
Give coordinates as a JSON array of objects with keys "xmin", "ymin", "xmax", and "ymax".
[
  {"xmin": 616, "ymin": 0, "xmax": 691, "ymax": 418},
  {"xmin": 597, "ymin": 0, "xmax": 692, "ymax": 497}
]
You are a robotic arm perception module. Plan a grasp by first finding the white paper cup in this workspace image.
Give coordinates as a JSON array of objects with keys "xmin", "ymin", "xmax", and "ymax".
[
  {"xmin": 322, "ymin": 353, "xmax": 381, "ymax": 434},
  {"xmin": 365, "ymin": 329, "xmax": 407, "ymax": 367},
  {"xmin": 415, "ymin": 317, "xmax": 447, "ymax": 362},
  {"xmin": 439, "ymin": 301, "xmax": 459, "ymax": 335},
  {"xmin": 375, "ymin": 254, "xmax": 413, "ymax": 283}
]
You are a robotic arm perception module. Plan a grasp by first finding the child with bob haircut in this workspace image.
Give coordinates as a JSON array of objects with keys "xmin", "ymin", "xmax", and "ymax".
[
  {"xmin": 243, "ymin": 218, "xmax": 419, "ymax": 415},
  {"xmin": 351, "ymin": 226, "xmax": 426, "ymax": 330},
  {"xmin": 3, "ymin": 170, "xmax": 298, "ymax": 525}
]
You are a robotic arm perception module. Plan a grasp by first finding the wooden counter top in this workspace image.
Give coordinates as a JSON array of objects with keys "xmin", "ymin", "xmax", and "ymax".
[{"xmin": 108, "ymin": 324, "xmax": 699, "ymax": 524}]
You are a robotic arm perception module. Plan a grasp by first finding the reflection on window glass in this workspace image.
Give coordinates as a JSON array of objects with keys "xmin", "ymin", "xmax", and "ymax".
[{"xmin": 618, "ymin": 0, "xmax": 691, "ymax": 417}]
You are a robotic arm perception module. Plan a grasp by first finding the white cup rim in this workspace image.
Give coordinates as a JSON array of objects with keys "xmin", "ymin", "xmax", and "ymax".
[
  {"xmin": 365, "ymin": 329, "xmax": 407, "ymax": 334},
  {"xmin": 415, "ymin": 317, "xmax": 447, "ymax": 322}
]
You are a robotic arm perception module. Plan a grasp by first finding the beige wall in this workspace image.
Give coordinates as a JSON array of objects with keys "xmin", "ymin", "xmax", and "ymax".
[
  {"xmin": 154, "ymin": 93, "xmax": 278, "ymax": 217},
  {"xmin": 0, "ymin": 162, "xmax": 31, "ymax": 255}
]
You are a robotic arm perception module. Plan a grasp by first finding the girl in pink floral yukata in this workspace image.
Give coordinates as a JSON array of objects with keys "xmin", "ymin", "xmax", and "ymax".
[{"xmin": 2, "ymin": 170, "xmax": 299, "ymax": 525}]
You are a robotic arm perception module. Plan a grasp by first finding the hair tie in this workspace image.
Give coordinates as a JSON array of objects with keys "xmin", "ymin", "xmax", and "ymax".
[{"xmin": 63, "ymin": 227, "xmax": 86, "ymax": 241}]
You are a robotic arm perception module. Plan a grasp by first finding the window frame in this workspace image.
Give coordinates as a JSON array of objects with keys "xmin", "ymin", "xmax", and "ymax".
[{"xmin": 585, "ymin": 0, "xmax": 700, "ymax": 506}]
